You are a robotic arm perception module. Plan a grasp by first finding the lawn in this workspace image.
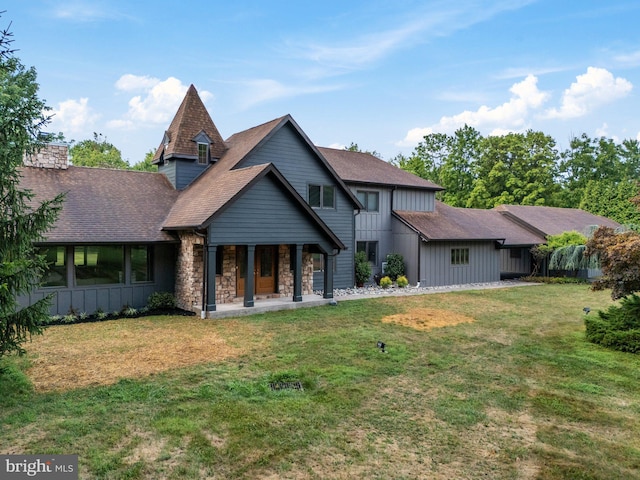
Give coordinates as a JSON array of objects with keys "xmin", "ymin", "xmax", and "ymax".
[{"xmin": 1, "ymin": 284, "xmax": 640, "ymax": 479}]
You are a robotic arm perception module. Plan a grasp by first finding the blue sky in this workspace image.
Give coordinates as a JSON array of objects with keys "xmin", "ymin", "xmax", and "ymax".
[{"xmin": 4, "ymin": 0, "xmax": 640, "ymax": 164}]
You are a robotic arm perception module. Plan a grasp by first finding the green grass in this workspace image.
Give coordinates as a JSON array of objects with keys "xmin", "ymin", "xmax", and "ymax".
[{"xmin": 2, "ymin": 284, "xmax": 640, "ymax": 479}]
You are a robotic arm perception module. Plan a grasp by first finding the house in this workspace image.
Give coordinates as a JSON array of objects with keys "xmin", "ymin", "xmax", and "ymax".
[{"xmin": 17, "ymin": 85, "xmax": 621, "ymax": 316}]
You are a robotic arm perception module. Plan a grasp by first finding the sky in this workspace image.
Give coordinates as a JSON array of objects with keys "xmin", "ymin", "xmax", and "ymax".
[{"xmin": 4, "ymin": 0, "xmax": 640, "ymax": 165}]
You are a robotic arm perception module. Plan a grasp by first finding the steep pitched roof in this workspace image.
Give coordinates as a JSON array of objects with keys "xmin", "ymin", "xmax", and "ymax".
[
  {"xmin": 163, "ymin": 162, "xmax": 345, "ymax": 249},
  {"xmin": 318, "ymin": 147, "xmax": 443, "ymax": 191},
  {"xmin": 152, "ymin": 84, "xmax": 226, "ymax": 162},
  {"xmin": 18, "ymin": 166, "xmax": 179, "ymax": 243},
  {"xmin": 494, "ymin": 205, "xmax": 620, "ymax": 238}
]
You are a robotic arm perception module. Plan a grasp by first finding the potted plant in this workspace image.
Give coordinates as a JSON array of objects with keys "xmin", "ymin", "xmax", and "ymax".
[{"xmin": 354, "ymin": 251, "xmax": 372, "ymax": 287}]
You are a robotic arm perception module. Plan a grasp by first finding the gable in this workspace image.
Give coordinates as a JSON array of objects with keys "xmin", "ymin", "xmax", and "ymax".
[
  {"xmin": 208, "ymin": 171, "xmax": 341, "ymax": 253},
  {"xmin": 232, "ymin": 119, "xmax": 360, "ymax": 210}
]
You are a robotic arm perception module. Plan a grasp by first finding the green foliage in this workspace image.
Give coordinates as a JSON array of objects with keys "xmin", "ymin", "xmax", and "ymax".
[
  {"xmin": 0, "ymin": 16, "xmax": 64, "ymax": 358},
  {"xmin": 130, "ymin": 149, "xmax": 158, "ymax": 172},
  {"xmin": 384, "ymin": 253, "xmax": 405, "ymax": 280},
  {"xmin": 354, "ymin": 251, "xmax": 371, "ymax": 286},
  {"xmin": 580, "ymin": 179, "xmax": 640, "ymax": 225},
  {"xmin": 546, "ymin": 231, "xmax": 587, "ymax": 249},
  {"xmin": 586, "ymin": 226, "xmax": 640, "ymax": 299},
  {"xmin": 379, "ymin": 276, "xmax": 392, "ymax": 289},
  {"xmin": 396, "ymin": 275, "xmax": 408, "ymax": 288},
  {"xmin": 70, "ymin": 132, "xmax": 129, "ymax": 169},
  {"xmin": 585, "ymin": 294, "xmax": 640, "ymax": 353},
  {"xmin": 147, "ymin": 292, "xmax": 177, "ymax": 310}
]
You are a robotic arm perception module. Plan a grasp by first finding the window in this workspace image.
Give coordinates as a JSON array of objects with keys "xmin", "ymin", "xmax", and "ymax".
[
  {"xmin": 131, "ymin": 246, "xmax": 153, "ymax": 282},
  {"xmin": 312, "ymin": 253, "xmax": 324, "ymax": 272},
  {"xmin": 510, "ymin": 248, "xmax": 522, "ymax": 259},
  {"xmin": 74, "ymin": 245, "xmax": 124, "ymax": 285},
  {"xmin": 356, "ymin": 190, "xmax": 379, "ymax": 212},
  {"xmin": 357, "ymin": 241, "xmax": 378, "ymax": 264},
  {"xmin": 40, "ymin": 246, "xmax": 67, "ymax": 287},
  {"xmin": 198, "ymin": 143, "xmax": 209, "ymax": 165},
  {"xmin": 451, "ymin": 248, "xmax": 470, "ymax": 265},
  {"xmin": 308, "ymin": 184, "xmax": 335, "ymax": 209}
]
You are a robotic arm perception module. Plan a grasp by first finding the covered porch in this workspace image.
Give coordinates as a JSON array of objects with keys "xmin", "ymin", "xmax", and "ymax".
[{"xmin": 174, "ymin": 233, "xmax": 337, "ymax": 317}]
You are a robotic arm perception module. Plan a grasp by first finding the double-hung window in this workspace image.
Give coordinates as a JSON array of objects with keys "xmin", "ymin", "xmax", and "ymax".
[
  {"xmin": 309, "ymin": 184, "xmax": 335, "ymax": 209},
  {"xmin": 356, "ymin": 190, "xmax": 379, "ymax": 212}
]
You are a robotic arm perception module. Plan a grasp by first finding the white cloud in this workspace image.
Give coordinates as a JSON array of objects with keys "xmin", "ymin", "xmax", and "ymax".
[
  {"xmin": 397, "ymin": 74, "xmax": 548, "ymax": 147},
  {"xmin": 614, "ymin": 50, "xmax": 640, "ymax": 67},
  {"xmin": 238, "ymin": 78, "xmax": 342, "ymax": 109},
  {"xmin": 109, "ymin": 76, "xmax": 214, "ymax": 128},
  {"xmin": 52, "ymin": 1, "xmax": 132, "ymax": 22},
  {"xmin": 49, "ymin": 97, "xmax": 100, "ymax": 135},
  {"xmin": 545, "ymin": 67, "xmax": 632, "ymax": 119}
]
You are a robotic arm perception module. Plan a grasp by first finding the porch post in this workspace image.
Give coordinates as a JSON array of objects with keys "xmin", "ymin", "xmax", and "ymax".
[
  {"xmin": 293, "ymin": 244, "xmax": 303, "ymax": 302},
  {"xmin": 323, "ymin": 252, "xmax": 334, "ymax": 299},
  {"xmin": 206, "ymin": 244, "xmax": 217, "ymax": 313},
  {"xmin": 244, "ymin": 245, "xmax": 255, "ymax": 307}
]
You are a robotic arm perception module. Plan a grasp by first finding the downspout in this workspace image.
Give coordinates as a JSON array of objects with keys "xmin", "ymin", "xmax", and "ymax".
[{"xmin": 194, "ymin": 229, "xmax": 207, "ymax": 319}]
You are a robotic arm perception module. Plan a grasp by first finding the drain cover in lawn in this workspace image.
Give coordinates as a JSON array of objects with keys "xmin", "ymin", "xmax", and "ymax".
[{"xmin": 269, "ymin": 381, "xmax": 303, "ymax": 391}]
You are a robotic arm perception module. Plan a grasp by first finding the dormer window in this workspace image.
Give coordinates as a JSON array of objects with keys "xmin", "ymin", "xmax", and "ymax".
[
  {"xmin": 198, "ymin": 143, "xmax": 209, "ymax": 165},
  {"xmin": 193, "ymin": 130, "xmax": 213, "ymax": 165}
]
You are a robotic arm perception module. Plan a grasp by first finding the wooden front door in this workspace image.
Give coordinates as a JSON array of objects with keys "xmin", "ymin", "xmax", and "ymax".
[{"xmin": 236, "ymin": 246, "xmax": 277, "ymax": 296}]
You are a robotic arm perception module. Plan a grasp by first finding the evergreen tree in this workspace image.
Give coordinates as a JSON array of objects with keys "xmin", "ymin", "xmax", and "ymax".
[{"xmin": 0, "ymin": 15, "xmax": 64, "ymax": 358}]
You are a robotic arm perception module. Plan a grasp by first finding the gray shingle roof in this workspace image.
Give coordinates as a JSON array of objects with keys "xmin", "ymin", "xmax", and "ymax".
[
  {"xmin": 494, "ymin": 205, "xmax": 621, "ymax": 237},
  {"xmin": 318, "ymin": 147, "xmax": 443, "ymax": 191},
  {"xmin": 18, "ymin": 166, "xmax": 179, "ymax": 243}
]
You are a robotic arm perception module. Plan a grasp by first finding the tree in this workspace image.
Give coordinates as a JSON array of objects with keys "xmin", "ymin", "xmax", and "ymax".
[
  {"xmin": 131, "ymin": 149, "xmax": 158, "ymax": 172},
  {"xmin": 585, "ymin": 226, "xmax": 640, "ymax": 300},
  {"xmin": 69, "ymin": 132, "xmax": 129, "ymax": 169},
  {"xmin": 579, "ymin": 179, "xmax": 640, "ymax": 226},
  {"xmin": 467, "ymin": 131, "xmax": 560, "ymax": 208},
  {"xmin": 345, "ymin": 142, "xmax": 381, "ymax": 159},
  {"xmin": 0, "ymin": 15, "xmax": 64, "ymax": 358}
]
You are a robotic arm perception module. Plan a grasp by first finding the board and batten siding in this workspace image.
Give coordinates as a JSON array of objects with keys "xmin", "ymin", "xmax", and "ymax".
[
  {"xmin": 500, "ymin": 248, "xmax": 532, "ymax": 278},
  {"xmin": 350, "ymin": 185, "xmax": 392, "ymax": 277},
  {"xmin": 391, "ymin": 217, "xmax": 420, "ymax": 284},
  {"xmin": 237, "ymin": 123, "xmax": 355, "ymax": 288},
  {"xmin": 393, "ymin": 188, "xmax": 436, "ymax": 212},
  {"xmin": 420, "ymin": 241, "xmax": 501, "ymax": 287},
  {"xmin": 18, "ymin": 244, "xmax": 176, "ymax": 316}
]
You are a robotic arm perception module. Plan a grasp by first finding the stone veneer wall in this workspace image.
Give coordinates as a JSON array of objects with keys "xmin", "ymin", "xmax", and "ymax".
[
  {"xmin": 176, "ymin": 238, "xmax": 316, "ymax": 311},
  {"xmin": 23, "ymin": 143, "xmax": 69, "ymax": 169},
  {"xmin": 175, "ymin": 232, "xmax": 204, "ymax": 310}
]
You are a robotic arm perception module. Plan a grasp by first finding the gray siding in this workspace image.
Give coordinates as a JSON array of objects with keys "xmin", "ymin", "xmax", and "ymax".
[
  {"xmin": 391, "ymin": 217, "xmax": 420, "ymax": 284},
  {"xmin": 159, "ymin": 159, "xmax": 209, "ymax": 190},
  {"xmin": 351, "ymin": 185, "xmax": 393, "ymax": 277},
  {"xmin": 209, "ymin": 173, "xmax": 336, "ymax": 254},
  {"xmin": 394, "ymin": 189, "xmax": 436, "ymax": 212},
  {"xmin": 18, "ymin": 244, "xmax": 176, "ymax": 316},
  {"xmin": 419, "ymin": 241, "xmax": 500, "ymax": 287},
  {"xmin": 500, "ymin": 248, "xmax": 532, "ymax": 277},
  {"xmin": 238, "ymin": 123, "xmax": 355, "ymax": 288}
]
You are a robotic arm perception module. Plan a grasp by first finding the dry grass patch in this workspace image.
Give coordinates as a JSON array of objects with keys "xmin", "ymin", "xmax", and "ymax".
[
  {"xmin": 382, "ymin": 307, "xmax": 475, "ymax": 331},
  {"xmin": 26, "ymin": 317, "xmax": 260, "ymax": 392}
]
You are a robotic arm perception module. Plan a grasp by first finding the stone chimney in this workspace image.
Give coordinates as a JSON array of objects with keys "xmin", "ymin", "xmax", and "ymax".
[{"xmin": 23, "ymin": 143, "xmax": 69, "ymax": 169}]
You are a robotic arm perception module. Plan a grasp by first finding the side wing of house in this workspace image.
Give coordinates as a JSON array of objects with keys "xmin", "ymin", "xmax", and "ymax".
[{"xmin": 234, "ymin": 121, "xmax": 358, "ymax": 289}]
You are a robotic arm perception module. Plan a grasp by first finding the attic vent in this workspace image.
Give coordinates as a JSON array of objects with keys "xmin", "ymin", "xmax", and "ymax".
[{"xmin": 269, "ymin": 381, "xmax": 303, "ymax": 391}]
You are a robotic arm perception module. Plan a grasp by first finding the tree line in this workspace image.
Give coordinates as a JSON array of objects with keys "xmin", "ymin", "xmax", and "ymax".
[{"xmin": 392, "ymin": 126, "xmax": 640, "ymax": 225}]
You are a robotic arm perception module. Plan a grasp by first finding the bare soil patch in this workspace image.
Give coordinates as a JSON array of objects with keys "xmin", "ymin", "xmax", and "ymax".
[
  {"xmin": 382, "ymin": 307, "xmax": 475, "ymax": 331},
  {"xmin": 26, "ymin": 317, "xmax": 258, "ymax": 392}
]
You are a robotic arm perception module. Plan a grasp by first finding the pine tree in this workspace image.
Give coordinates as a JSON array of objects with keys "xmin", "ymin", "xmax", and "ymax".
[{"xmin": 0, "ymin": 15, "xmax": 64, "ymax": 358}]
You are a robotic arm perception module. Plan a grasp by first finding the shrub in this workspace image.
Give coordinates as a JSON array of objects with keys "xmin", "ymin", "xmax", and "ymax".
[
  {"xmin": 585, "ymin": 294, "xmax": 640, "ymax": 353},
  {"xmin": 354, "ymin": 251, "xmax": 372, "ymax": 286},
  {"xmin": 396, "ymin": 275, "xmax": 409, "ymax": 288},
  {"xmin": 379, "ymin": 276, "xmax": 392, "ymax": 289},
  {"xmin": 384, "ymin": 253, "xmax": 405, "ymax": 281},
  {"xmin": 147, "ymin": 292, "xmax": 177, "ymax": 310}
]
